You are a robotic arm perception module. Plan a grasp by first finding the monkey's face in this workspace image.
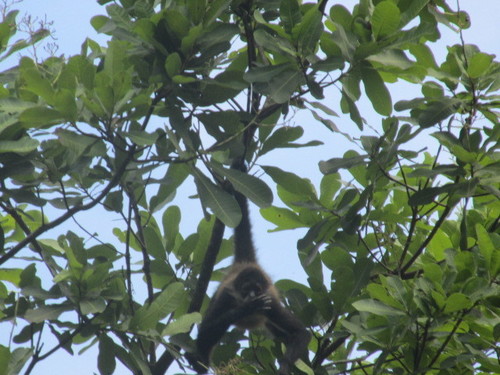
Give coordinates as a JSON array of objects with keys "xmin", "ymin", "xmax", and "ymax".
[
  {"xmin": 233, "ymin": 267, "xmax": 268, "ymax": 300},
  {"xmin": 239, "ymin": 280, "xmax": 263, "ymax": 300}
]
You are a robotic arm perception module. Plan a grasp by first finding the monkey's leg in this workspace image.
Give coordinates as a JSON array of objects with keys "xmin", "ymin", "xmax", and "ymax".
[
  {"xmin": 265, "ymin": 301, "xmax": 310, "ymax": 375},
  {"xmin": 196, "ymin": 290, "xmax": 270, "ymax": 372}
]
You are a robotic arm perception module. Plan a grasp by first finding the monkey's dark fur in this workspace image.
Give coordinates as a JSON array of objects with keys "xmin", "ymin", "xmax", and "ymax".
[{"xmin": 194, "ymin": 169, "xmax": 310, "ymax": 375}]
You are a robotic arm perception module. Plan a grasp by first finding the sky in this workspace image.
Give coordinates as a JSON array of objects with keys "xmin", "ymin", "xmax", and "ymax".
[{"xmin": 1, "ymin": 1, "xmax": 499, "ymax": 374}]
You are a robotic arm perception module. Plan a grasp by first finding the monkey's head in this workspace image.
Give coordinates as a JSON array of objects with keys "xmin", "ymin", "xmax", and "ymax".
[{"xmin": 233, "ymin": 266, "xmax": 269, "ymax": 300}]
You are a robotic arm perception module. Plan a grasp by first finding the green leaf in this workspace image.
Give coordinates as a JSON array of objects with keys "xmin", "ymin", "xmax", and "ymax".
[
  {"xmin": 210, "ymin": 163, "xmax": 273, "ymax": 208},
  {"xmin": 124, "ymin": 130, "xmax": 158, "ymax": 146},
  {"xmin": 444, "ymin": 293, "xmax": 471, "ymax": 313},
  {"xmin": 163, "ymin": 206, "xmax": 181, "ymax": 253},
  {"xmin": 172, "ymin": 75, "xmax": 196, "ymax": 84},
  {"xmin": 204, "ymin": 0, "xmax": 231, "ymax": 26},
  {"xmin": 254, "ymin": 29, "xmax": 296, "ymax": 57},
  {"xmin": 319, "ymin": 173, "xmax": 341, "ymax": 205},
  {"xmin": 340, "ymin": 90, "xmax": 363, "ymax": 129},
  {"xmin": 0, "ymin": 345, "xmax": 9, "ymax": 375},
  {"xmin": 162, "ymin": 312, "xmax": 201, "ymax": 336},
  {"xmin": 0, "ymin": 226, "xmax": 4, "ymax": 253},
  {"xmin": 318, "ymin": 155, "xmax": 366, "ymax": 175},
  {"xmin": 144, "ymin": 226, "xmax": 166, "ymax": 260},
  {"xmin": 0, "ymin": 268, "xmax": 22, "ymax": 286},
  {"xmin": 330, "ymin": 5, "xmax": 353, "ymax": 29},
  {"xmin": 0, "ymin": 137, "xmax": 39, "ymax": 154},
  {"xmin": 6, "ymin": 347, "xmax": 33, "ymax": 375},
  {"xmin": 193, "ymin": 168, "xmax": 241, "ymax": 227},
  {"xmin": 90, "ymin": 15, "xmax": 110, "ymax": 32},
  {"xmin": 103, "ymin": 40, "xmax": 126, "ymax": 80},
  {"xmin": 103, "ymin": 190, "xmax": 123, "ymax": 213},
  {"xmin": 432, "ymin": 131, "xmax": 476, "ymax": 163},
  {"xmin": 56, "ymin": 129, "xmax": 95, "ymax": 156},
  {"xmin": 295, "ymin": 6, "xmax": 323, "ymax": 57},
  {"xmin": 361, "ymin": 63, "xmax": 392, "ymax": 116},
  {"xmin": 19, "ymin": 107, "xmax": 63, "ymax": 128},
  {"xmin": 130, "ymin": 282, "xmax": 185, "ymax": 330},
  {"xmin": 0, "ymin": 98, "xmax": 36, "ymax": 114},
  {"xmin": 280, "ymin": 0, "xmax": 301, "ymax": 33},
  {"xmin": 372, "ymin": 1, "xmax": 401, "ymax": 39},
  {"xmin": 260, "ymin": 126, "xmax": 303, "ymax": 155},
  {"xmin": 260, "ymin": 206, "xmax": 304, "ymax": 230},
  {"xmin": 262, "ymin": 165, "xmax": 316, "ymax": 199},
  {"xmin": 165, "ymin": 10, "xmax": 190, "ymax": 38},
  {"xmin": 467, "ymin": 52, "xmax": 494, "ymax": 78},
  {"xmin": 422, "ymin": 81, "xmax": 444, "ymax": 98},
  {"xmin": 150, "ymin": 163, "xmax": 190, "ymax": 213},
  {"xmin": 187, "ymin": 0, "xmax": 205, "ymax": 24},
  {"xmin": 427, "ymin": 229, "xmax": 453, "ymax": 261},
  {"xmin": 244, "ymin": 64, "xmax": 292, "ymax": 83},
  {"xmin": 24, "ymin": 305, "xmax": 69, "ymax": 323},
  {"xmin": 352, "ymin": 299, "xmax": 406, "ymax": 316},
  {"xmin": 98, "ymin": 334, "xmax": 116, "ymax": 375},
  {"xmin": 165, "ymin": 52, "xmax": 181, "ymax": 78},
  {"xmin": 258, "ymin": 68, "xmax": 302, "ymax": 104},
  {"xmin": 80, "ymin": 297, "xmax": 107, "ymax": 315},
  {"xmin": 416, "ymin": 99, "xmax": 461, "ymax": 128},
  {"xmin": 408, "ymin": 186, "xmax": 448, "ymax": 206},
  {"xmin": 53, "ymin": 89, "xmax": 77, "ymax": 121},
  {"xmin": 20, "ymin": 66, "xmax": 55, "ymax": 102},
  {"xmin": 399, "ymin": 0, "xmax": 430, "ymax": 28},
  {"xmin": 475, "ymin": 224, "xmax": 494, "ymax": 272},
  {"xmin": 367, "ymin": 49, "xmax": 413, "ymax": 70}
]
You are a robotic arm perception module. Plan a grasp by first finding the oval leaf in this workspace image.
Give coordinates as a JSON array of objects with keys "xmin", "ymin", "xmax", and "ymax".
[
  {"xmin": 361, "ymin": 63, "xmax": 392, "ymax": 116},
  {"xmin": 210, "ymin": 163, "xmax": 273, "ymax": 208},
  {"xmin": 193, "ymin": 168, "xmax": 241, "ymax": 227},
  {"xmin": 372, "ymin": 1, "xmax": 401, "ymax": 39}
]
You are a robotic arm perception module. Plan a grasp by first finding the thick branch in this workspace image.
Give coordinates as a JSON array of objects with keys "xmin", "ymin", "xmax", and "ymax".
[
  {"xmin": 188, "ymin": 218, "xmax": 225, "ymax": 314},
  {"xmin": 400, "ymin": 204, "xmax": 452, "ymax": 274},
  {"xmin": 152, "ymin": 217, "xmax": 225, "ymax": 375}
]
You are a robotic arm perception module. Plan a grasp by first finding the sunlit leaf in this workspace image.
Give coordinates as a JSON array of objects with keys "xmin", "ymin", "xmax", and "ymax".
[
  {"xmin": 352, "ymin": 299, "xmax": 406, "ymax": 316},
  {"xmin": 467, "ymin": 52, "xmax": 494, "ymax": 78},
  {"xmin": 0, "ymin": 138, "xmax": 39, "ymax": 154},
  {"xmin": 372, "ymin": 1, "xmax": 400, "ymax": 39},
  {"xmin": 130, "ymin": 282, "xmax": 185, "ymax": 330},
  {"xmin": 162, "ymin": 312, "xmax": 201, "ymax": 336}
]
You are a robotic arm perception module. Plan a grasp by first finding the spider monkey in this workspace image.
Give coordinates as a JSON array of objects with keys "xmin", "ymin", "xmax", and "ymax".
[{"xmin": 194, "ymin": 162, "xmax": 311, "ymax": 375}]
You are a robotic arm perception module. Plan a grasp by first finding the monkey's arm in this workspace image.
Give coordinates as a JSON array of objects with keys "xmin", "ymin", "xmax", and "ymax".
[
  {"xmin": 265, "ymin": 301, "xmax": 310, "ymax": 375},
  {"xmin": 195, "ymin": 288, "xmax": 270, "ymax": 372}
]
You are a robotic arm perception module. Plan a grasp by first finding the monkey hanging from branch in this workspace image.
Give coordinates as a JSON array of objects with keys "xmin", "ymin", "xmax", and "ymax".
[{"xmin": 192, "ymin": 154, "xmax": 311, "ymax": 374}]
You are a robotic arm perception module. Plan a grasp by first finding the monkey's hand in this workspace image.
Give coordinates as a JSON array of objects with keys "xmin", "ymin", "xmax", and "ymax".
[{"xmin": 242, "ymin": 294, "xmax": 272, "ymax": 314}]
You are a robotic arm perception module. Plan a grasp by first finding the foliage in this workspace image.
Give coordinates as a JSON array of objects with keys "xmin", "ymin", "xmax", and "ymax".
[{"xmin": 0, "ymin": 0, "xmax": 498, "ymax": 374}]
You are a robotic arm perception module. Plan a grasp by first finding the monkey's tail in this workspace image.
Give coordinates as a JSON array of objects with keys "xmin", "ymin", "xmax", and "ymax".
[{"xmin": 233, "ymin": 188, "xmax": 257, "ymax": 263}]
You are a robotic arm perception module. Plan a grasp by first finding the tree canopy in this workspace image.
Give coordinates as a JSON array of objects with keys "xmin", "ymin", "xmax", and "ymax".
[{"xmin": 0, "ymin": 0, "xmax": 498, "ymax": 374}]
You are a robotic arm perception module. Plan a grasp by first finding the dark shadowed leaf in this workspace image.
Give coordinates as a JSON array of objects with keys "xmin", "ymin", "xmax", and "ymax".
[
  {"xmin": 193, "ymin": 168, "xmax": 241, "ymax": 227},
  {"xmin": 319, "ymin": 155, "xmax": 367, "ymax": 174},
  {"xmin": 416, "ymin": 98, "xmax": 461, "ymax": 127},
  {"xmin": 361, "ymin": 63, "xmax": 392, "ymax": 116}
]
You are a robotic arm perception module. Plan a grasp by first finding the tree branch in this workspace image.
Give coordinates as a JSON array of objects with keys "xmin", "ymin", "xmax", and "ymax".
[
  {"xmin": 0, "ymin": 92, "xmax": 163, "ymax": 266},
  {"xmin": 152, "ymin": 217, "xmax": 226, "ymax": 375}
]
